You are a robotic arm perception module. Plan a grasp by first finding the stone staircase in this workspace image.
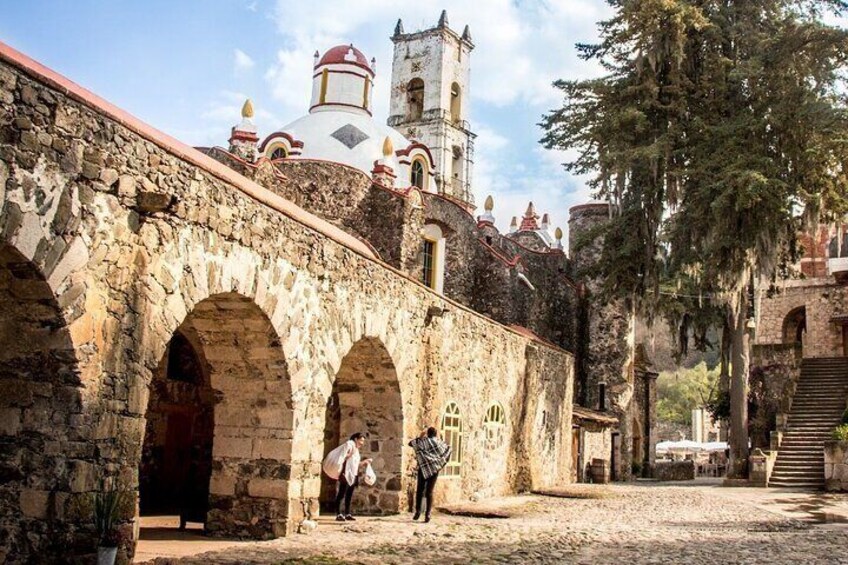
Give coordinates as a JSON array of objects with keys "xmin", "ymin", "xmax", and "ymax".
[{"xmin": 770, "ymin": 357, "xmax": 848, "ymax": 488}]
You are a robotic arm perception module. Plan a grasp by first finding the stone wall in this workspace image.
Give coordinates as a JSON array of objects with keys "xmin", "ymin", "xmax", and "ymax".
[
  {"xmin": 576, "ymin": 421, "xmax": 612, "ymax": 483},
  {"xmin": 755, "ymin": 279, "xmax": 848, "ymax": 358},
  {"xmin": 653, "ymin": 460, "xmax": 695, "ymax": 481},
  {"xmin": 824, "ymin": 440, "xmax": 848, "ymax": 491},
  {"xmin": 0, "ymin": 50, "xmax": 574, "ymax": 563},
  {"xmin": 569, "ymin": 203, "xmax": 636, "ymax": 480}
]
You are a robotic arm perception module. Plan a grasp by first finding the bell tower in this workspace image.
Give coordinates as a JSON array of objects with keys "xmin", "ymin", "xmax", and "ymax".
[{"xmin": 388, "ymin": 11, "xmax": 476, "ymax": 207}]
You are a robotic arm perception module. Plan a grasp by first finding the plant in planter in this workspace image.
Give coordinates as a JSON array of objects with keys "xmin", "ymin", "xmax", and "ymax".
[
  {"xmin": 93, "ymin": 484, "xmax": 130, "ymax": 565},
  {"xmin": 832, "ymin": 424, "xmax": 848, "ymax": 441}
]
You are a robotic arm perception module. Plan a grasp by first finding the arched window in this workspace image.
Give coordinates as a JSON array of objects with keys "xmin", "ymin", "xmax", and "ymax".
[
  {"xmin": 450, "ymin": 82, "xmax": 461, "ymax": 122},
  {"xmin": 407, "ymin": 78, "xmax": 424, "ymax": 120},
  {"xmin": 441, "ymin": 402, "xmax": 463, "ymax": 477},
  {"xmin": 421, "ymin": 224, "xmax": 445, "ymax": 293},
  {"xmin": 410, "ymin": 158, "xmax": 426, "ymax": 190},
  {"xmin": 483, "ymin": 402, "xmax": 506, "ymax": 448},
  {"xmin": 269, "ymin": 146, "xmax": 288, "ymax": 160}
]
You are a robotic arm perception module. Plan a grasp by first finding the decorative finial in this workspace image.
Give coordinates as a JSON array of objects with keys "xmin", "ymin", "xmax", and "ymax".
[
  {"xmin": 478, "ymin": 195, "xmax": 495, "ymax": 224},
  {"xmin": 438, "ymin": 10, "xmax": 449, "ymax": 28},
  {"xmin": 509, "ymin": 216, "xmax": 518, "ymax": 232},
  {"xmin": 462, "ymin": 25, "xmax": 472, "ymax": 42},
  {"xmin": 371, "ymin": 57, "xmax": 377, "ymax": 73},
  {"xmin": 382, "ymin": 136, "xmax": 394, "ymax": 157},
  {"xmin": 241, "ymin": 99, "xmax": 254, "ymax": 119},
  {"xmin": 519, "ymin": 202, "xmax": 541, "ymax": 231},
  {"xmin": 555, "ymin": 227, "xmax": 563, "ymax": 240},
  {"xmin": 541, "ymin": 213, "xmax": 550, "ymax": 229},
  {"xmin": 484, "ymin": 195, "xmax": 494, "ymax": 212},
  {"xmin": 314, "ymin": 50, "xmax": 320, "ymax": 66},
  {"xmin": 394, "ymin": 18, "xmax": 404, "ymax": 36}
]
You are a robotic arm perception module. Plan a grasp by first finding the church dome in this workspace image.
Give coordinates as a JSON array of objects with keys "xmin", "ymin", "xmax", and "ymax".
[
  {"xmin": 259, "ymin": 44, "xmax": 437, "ymax": 191},
  {"xmin": 317, "ymin": 44, "xmax": 373, "ymax": 75}
]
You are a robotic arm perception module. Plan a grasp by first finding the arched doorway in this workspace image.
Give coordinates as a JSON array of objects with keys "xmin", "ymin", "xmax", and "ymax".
[
  {"xmin": 0, "ymin": 244, "xmax": 82, "ymax": 561},
  {"xmin": 782, "ymin": 306, "xmax": 806, "ymax": 350},
  {"xmin": 139, "ymin": 329, "xmax": 214, "ymax": 529},
  {"xmin": 321, "ymin": 337, "xmax": 403, "ymax": 515},
  {"xmin": 138, "ymin": 293, "xmax": 293, "ymax": 539}
]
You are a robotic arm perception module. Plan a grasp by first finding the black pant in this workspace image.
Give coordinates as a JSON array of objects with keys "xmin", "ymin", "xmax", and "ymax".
[
  {"xmin": 335, "ymin": 475, "xmax": 356, "ymax": 515},
  {"xmin": 415, "ymin": 468, "xmax": 438, "ymax": 515}
]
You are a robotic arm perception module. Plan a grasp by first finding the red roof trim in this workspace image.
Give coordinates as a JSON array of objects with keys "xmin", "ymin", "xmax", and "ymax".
[
  {"xmin": 259, "ymin": 131, "xmax": 305, "ymax": 152},
  {"xmin": 395, "ymin": 142, "xmax": 436, "ymax": 169}
]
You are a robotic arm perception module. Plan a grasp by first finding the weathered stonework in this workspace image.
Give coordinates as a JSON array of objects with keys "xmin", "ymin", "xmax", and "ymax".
[
  {"xmin": 755, "ymin": 279, "xmax": 848, "ymax": 358},
  {"xmin": 824, "ymin": 440, "xmax": 848, "ymax": 491},
  {"xmin": 0, "ymin": 45, "xmax": 576, "ymax": 564},
  {"xmin": 569, "ymin": 203, "xmax": 638, "ymax": 480}
]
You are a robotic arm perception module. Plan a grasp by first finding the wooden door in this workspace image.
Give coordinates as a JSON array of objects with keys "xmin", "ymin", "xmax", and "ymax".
[{"xmin": 572, "ymin": 428, "xmax": 580, "ymax": 482}]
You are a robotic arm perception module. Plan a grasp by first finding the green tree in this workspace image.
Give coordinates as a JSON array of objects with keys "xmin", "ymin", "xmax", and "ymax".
[
  {"xmin": 542, "ymin": 0, "xmax": 848, "ymax": 478},
  {"xmin": 657, "ymin": 362, "xmax": 721, "ymax": 427}
]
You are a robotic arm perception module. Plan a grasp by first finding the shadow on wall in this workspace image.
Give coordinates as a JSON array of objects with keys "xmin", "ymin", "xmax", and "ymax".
[{"xmin": 0, "ymin": 244, "xmax": 86, "ymax": 562}]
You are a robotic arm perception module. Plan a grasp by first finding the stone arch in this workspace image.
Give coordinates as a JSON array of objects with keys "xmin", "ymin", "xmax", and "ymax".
[
  {"xmin": 0, "ymin": 243, "xmax": 84, "ymax": 562},
  {"xmin": 407, "ymin": 77, "xmax": 424, "ymax": 120},
  {"xmin": 138, "ymin": 292, "xmax": 293, "ymax": 539},
  {"xmin": 782, "ymin": 306, "xmax": 806, "ymax": 347},
  {"xmin": 321, "ymin": 336, "xmax": 404, "ymax": 515}
]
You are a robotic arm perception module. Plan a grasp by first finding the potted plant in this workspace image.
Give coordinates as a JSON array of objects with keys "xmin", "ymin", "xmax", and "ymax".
[{"xmin": 93, "ymin": 484, "xmax": 129, "ymax": 565}]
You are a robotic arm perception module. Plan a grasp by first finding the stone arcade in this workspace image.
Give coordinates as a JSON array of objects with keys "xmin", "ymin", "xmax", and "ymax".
[{"xmin": 0, "ymin": 13, "xmax": 653, "ymax": 564}]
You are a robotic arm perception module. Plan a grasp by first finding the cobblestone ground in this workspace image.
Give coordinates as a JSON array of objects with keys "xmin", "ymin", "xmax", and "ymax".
[{"xmin": 137, "ymin": 482, "xmax": 848, "ymax": 564}]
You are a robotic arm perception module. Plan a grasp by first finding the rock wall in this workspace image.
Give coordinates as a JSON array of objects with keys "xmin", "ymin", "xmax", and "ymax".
[
  {"xmin": 825, "ymin": 440, "xmax": 848, "ymax": 491},
  {"xmin": 569, "ymin": 203, "xmax": 636, "ymax": 480},
  {"xmin": 0, "ymin": 51, "xmax": 574, "ymax": 563},
  {"xmin": 755, "ymin": 279, "xmax": 848, "ymax": 358}
]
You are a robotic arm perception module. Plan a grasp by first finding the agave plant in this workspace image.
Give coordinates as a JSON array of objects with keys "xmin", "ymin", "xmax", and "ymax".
[{"xmin": 93, "ymin": 482, "xmax": 129, "ymax": 547}]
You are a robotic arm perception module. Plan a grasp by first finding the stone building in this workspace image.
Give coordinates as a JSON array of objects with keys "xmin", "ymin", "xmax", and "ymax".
[{"xmin": 0, "ymin": 12, "xmax": 653, "ymax": 564}]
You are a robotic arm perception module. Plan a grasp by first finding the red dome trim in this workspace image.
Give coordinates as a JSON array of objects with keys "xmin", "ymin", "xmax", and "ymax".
[{"xmin": 315, "ymin": 44, "xmax": 374, "ymax": 75}]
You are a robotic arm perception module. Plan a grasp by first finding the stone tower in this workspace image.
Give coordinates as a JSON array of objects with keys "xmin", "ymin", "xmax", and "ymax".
[
  {"xmin": 388, "ymin": 11, "xmax": 476, "ymax": 207},
  {"xmin": 569, "ymin": 202, "xmax": 638, "ymax": 480}
]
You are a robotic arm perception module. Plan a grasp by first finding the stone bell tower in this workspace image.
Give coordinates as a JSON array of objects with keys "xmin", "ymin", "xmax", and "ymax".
[{"xmin": 388, "ymin": 10, "xmax": 476, "ymax": 207}]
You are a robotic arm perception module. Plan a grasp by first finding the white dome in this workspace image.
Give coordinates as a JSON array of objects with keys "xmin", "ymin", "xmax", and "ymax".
[{"xmin": 275, "ymin": 109, "xmax": 413, "ymax": 178}]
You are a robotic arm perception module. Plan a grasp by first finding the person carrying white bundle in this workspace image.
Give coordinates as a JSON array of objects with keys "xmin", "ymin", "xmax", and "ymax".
[{"xmin": 323, "ymin": 432, "xmax": 372, "ymax": 521}]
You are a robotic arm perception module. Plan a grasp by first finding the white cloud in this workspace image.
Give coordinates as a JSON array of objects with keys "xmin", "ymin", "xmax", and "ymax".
[{"xmin": 234, "ymin": 48, "xmax": 256, "ymax": 72}]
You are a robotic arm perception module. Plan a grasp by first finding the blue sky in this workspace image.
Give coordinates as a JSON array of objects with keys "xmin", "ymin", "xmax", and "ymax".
[{"xmin": 1, "ymin": 0, "xmax": 615, "ymax": 233}]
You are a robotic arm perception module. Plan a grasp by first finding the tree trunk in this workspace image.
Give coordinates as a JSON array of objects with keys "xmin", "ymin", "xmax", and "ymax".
[
  {"xmin": 718, "ymin": 314, "xmax": 732, "ymax": 442},
  {"xmin": 727, "ymin": 294, "xmax": 750, "ymax": 479}
]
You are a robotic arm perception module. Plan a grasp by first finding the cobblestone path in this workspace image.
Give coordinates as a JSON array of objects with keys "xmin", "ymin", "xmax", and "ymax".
[{"xmin": 137, "ymin": 482, "xmax": 848, "ymax": 564}]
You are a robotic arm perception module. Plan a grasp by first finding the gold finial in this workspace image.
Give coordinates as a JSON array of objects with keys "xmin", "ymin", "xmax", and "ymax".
[
  {"xmin": 382, "ymin": 136, "xmax": 394, "ymax": 157},
  {"xmin": 241, "ymin": 99, "xmax": 254, "ymax": 119},
  {"xmin": 555, "ymin": 227, "xmax": 563, "ymax": 240},
  {"xmin": 484, "ymin": 195, "xmax": 494, "ymax": 212}
]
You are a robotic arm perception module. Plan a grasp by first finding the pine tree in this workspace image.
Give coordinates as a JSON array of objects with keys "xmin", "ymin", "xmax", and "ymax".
[{"xmin": 542, "ymin": 0, "xmax": 848, "ymax": 478}]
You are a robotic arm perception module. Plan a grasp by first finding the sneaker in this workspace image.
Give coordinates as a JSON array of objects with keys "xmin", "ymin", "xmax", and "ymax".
[
  {"xmin": 335, "ymin": 514, "xmax": 345, "ymax": 522},
  {"xmin": 345, "ymin": 514, "xmax": 356, "ymax": 521},
  {"xmin": 412, "ymin": 512, "xmax": 421, "ymax": 521}
]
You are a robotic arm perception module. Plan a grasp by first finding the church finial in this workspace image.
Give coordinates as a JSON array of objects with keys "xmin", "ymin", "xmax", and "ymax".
[
  {"xmin": 394, "ymin": 18, "xmax": 404, "ymax": 37},
  {"xmin": 371, "ymin": 57, "xmax": 377, "ymax": 74},
  {"xmin": 241, "ymin": 98, "xmax": 254, "ymax": 119},
  {"xmin": 382, "ymin": 136, "xmax": 394, "ymax": 157},
  {"xmin": 438, "ymin": 10, "xmax": 449, "ymax": 28},
  {"xmin": 541, "ymin": 212, "xmax": 550, "ymax": 230},
  {"xmin": 314, "ymin": 50, "xmax": 320, "ymax": 66},
  {"xmin": 478, "ymin": 195, "xmax": 495, "ymax": 225},
  {"xmin": 462, "ymin": 24, "xmax": 472, "ymax": 42},
  {"xmin": 554, "ymin": 227, "xmax": 564, "ymax": 250},
  {"xmin": 509, "ymin": 216, "xmax": 518, "ymax": 233},
  {"xmin": 519, "ymin": 202, "xmax": 540, "ymax": 231}
]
